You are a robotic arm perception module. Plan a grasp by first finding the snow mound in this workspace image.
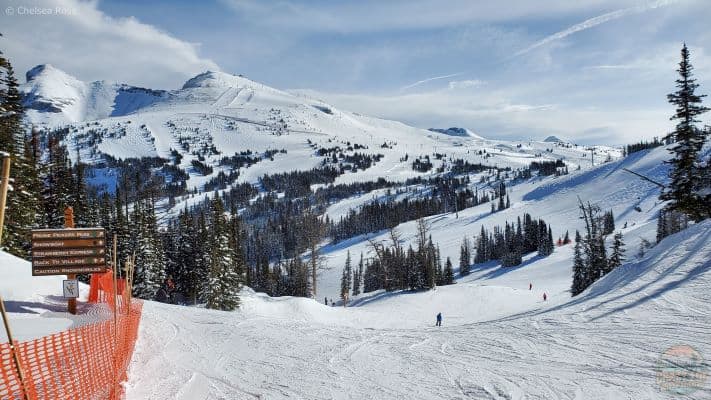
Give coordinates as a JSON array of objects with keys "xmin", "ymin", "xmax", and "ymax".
[
  {"xmin": 543, "ymin": 135, "xmax": 565, "ymax": 143},
  {"xmin": 0, "ymin": 250, "xmax": 64, "ymax": 302}
]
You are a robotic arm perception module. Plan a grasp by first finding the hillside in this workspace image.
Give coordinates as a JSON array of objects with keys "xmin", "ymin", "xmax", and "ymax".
[{"xmin": 124, "ymin": 219, "xmax": 710, "ymax": 399}]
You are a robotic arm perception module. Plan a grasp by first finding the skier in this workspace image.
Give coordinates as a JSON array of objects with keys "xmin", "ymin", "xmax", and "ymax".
[
  {"xmin": 529, "ymin": 283, "xmax": 532, "ymax": 291},
  {"xmin": 155, "ymin": 278, "xmax": 176, "ymax": 304},
  {"xmin": 543, "ymin": 292, "xmax": 548, "ymax": 301},
  {"xmin": 324, "ymin": 297, "xmax": 328, "ymax": 305},
  {"xmin": 436, "ymin": 312, "xmax": 442, "ymax": 327}
]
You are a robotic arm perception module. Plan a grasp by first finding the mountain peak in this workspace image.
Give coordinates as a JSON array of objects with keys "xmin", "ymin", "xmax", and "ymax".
[
  {"xmin": 182, "ymin": 70, "xmax": 252, "ymax": 90},
  {"xmin": 25, "ymin": 64, "xmax": 78, "ymax": 84}
]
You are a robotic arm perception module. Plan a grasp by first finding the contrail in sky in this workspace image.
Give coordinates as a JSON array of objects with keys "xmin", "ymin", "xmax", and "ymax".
[
  {"xmin": 400, "ymin": 72, "xmax": 463, "ymax": 91},
  {"xmin": 514, "ymin": 0, "xmax": 682, "ymax": 57}
]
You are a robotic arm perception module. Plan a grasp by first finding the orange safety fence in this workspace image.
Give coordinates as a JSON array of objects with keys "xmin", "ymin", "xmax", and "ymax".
[
  {"xmin": 1, "ymin": 272, "xmax": 142, "ymax": 400},
  {"xmin": 88, "ymin": 270, "xmax": 127, "ymax": 310}
]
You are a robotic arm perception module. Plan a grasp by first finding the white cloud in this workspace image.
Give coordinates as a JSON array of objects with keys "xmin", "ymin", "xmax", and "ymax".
[
  {"xmin": 514, "ymin": 0, "xmax": 683, "ymax": 57},
  {"xmin": 302, "ymin": 87, "xmax": 672, "ymax": 145},
  {"xmin": 400, "ymin": 73, "xmax": 463, "ymax": 91},
  {"xmin": 0, "ymin": 0, "xmax": 219, "ymax": 88},
  {"xmin": 221, "ymin": 0, "xmax": 647, "ymax": 34},
  {"xmin": 448, "ymin": 80, "xmax": 485, "ymax": 90}
]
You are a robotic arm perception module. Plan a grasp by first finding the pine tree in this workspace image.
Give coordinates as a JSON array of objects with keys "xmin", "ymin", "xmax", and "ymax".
[
  {"xmin": 607, "ymin": 232, "xmax": 625, "ymax": 273},
  {"xmin": 352, "ymin": 253, "xmax": 363, "ymax": 296},
  {"xmin": 571, "ymin": 231, "xmax": 586, "ymax": 296},
  {"xmin": 0, "ymin": 52, "xmax": 41, "ymax": 258},
  {"xmin": 459, "ymin": 238, "xmax": 471, "ymax": 276},
  {"xmin": 340, "ymin": 250, "xmax": 352, "ymax": 306},
  {"xmin": 662, "ymin": 44, "xmax": 710, "ymax": 222},
  {"xmin": 603, "ymin": 211, "xmax": 615, "ymax": 235},
  {"xmin": 203, "ymin": 197, "xmax": 241, "ymax": 311},
  {"xmin": 443, "ymin": 257, "xmax": 454, "ymax": 285},
  {"xmin": 132, "ymin": 200, "xmax": 165, "ymax": 299}
]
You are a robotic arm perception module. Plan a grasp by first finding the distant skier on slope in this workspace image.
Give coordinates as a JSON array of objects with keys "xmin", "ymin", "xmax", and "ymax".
[
  {"xmin": 436, "ymin": 312, "xmax": 442, "ymax": 327},
  {"xmin": 529, "ymin": 283, "xmax": 532, "ymax": 290},
  {"xmin": 543, "ymin": 293, "xmax": 548, "ymax": 301},
  {"xmin": 325, "ymin": 297, "xmax": 328, "ymax": 305}
]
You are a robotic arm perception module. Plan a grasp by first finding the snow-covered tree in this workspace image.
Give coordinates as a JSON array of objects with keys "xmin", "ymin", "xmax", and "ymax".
[
  {"xmin": 132, "ymin": 200, "xmax": 165, "ymax": 299},
  {"xmin": 203, "ymin": 197, "xmax": 241, "ymax": 311},
  {"xmin": 0, "ymin": 52, "xmax": 41, "ymax": 258}
]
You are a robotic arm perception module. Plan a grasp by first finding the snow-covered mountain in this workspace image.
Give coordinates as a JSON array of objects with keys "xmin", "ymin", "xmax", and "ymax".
[
  {"xmin": 21, "ymin": 64, "xmax": 166, "ymax": 125},
  {"xmin": 21, "ymin": 65, "xmax": 620, "ymax": 214}
]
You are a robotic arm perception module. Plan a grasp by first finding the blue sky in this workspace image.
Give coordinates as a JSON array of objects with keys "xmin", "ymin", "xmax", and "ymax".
[{"xmin": 2, "ymin": 0, "xmax": 710, "ymax": 144}]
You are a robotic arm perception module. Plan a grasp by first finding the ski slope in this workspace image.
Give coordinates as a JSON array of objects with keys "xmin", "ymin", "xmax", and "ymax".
[
  {"xmin": 124, "ymin": 220, "xmax": 711, "ymax": 399},
  {"xmin": 316, "ymin": 146, "xmax": 670, "ymax": 302},
  {"xmin": 122, "ymin": 147, "xmax": 710, "ymax": 399}
]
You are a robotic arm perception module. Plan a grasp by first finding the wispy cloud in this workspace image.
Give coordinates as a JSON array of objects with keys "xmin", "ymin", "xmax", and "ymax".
[
  {"xmin": 400, "ymin": 73, "xmax": 463, "ymax": 91},
  {"xmin": 448, "ymin": 80, "xmax": 485, "ymax": 90},
  {"xmin": 514, "ymin": 0, "xmax": 682, "ymax": 57}
]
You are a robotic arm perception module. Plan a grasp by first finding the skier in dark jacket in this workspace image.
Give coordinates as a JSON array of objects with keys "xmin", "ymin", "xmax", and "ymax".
[
  {"xmin": 155, "ymin": 278, "xmax": 176, "ymax": 303},
  {"xmin": 436, "ymin": 312, "xmax": 442, "ymax": 327}
]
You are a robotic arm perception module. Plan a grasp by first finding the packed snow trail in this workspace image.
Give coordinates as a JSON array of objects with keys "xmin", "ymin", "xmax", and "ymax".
[{"xmin": 125, "ymin": 222, "xmax": 711, "ymax": 399}]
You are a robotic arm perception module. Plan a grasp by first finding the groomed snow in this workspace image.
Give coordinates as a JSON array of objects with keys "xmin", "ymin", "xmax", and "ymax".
[{"xmin": 124, "ymin": 220, "xmax": 710, "ymax": 399}]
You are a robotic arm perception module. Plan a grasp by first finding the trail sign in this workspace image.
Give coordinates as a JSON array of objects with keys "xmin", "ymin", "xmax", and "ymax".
[
  {"xmin": 31, "ymin": 228, "xmax": 107, "ymax": 276},
  {"xmin": 63, "ymin": 280, "xmax": 79, "ymax": 298}
]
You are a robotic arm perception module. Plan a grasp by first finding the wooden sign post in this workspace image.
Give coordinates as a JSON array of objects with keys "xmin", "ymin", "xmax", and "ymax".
[
  {"xmin": 64, "ymin": 207, "xmax": 77, "ymax": 314},
  {"xmin": 30, "ymin": 208, "xmax": 107, "ymax": 315},
  {"xmin": 0, "ymin": 156, "xmax": 10, "ymax": 243}
]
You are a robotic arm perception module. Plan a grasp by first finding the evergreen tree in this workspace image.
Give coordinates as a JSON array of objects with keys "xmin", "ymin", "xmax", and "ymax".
[
  {"xmin": 603, "ymin": 211, "xmax": 615, "ymax": 235},
  {"xmin": 203, "ymin": 197, "xmax": 241, "ymax": 311},
  {"xmin": 340, "ymin": 250, "xmax": 352, "ymax": 305},
  {"xmin": 352, "ymin": 253, "xmax": 363, "ymax": 296},
  {"xmin": 662, "ymin": 44, "xmax": 710, "ymax": 222},
  {"xmin": 443, "ymin": 257, "xmax": 454, "ymax": 285},
  {"xmin": 459, "ymin": 238, "xmax": 471, "ymax": 276},
  {"xmin": 571, "ymin": 231, "xmax": 587, "ymax": 296},
  {"xmin": 0, "ymin": 52, "xmax": 41, "ymax": 257},
  {"xmin": 607, "ymin": 232, "xmax": 625, "ymax": 273},
  {"xmin": 131, "ymin": 200, "xmax": 165, "ymax": 299},
  {"xmin": 172, "ymin": 210, "xmax": 200, "ymax": 304}
]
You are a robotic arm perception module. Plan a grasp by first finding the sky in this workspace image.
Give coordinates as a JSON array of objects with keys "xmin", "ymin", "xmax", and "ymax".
[{"xmin": 1, "ymin": 0, "xmax": 710, "ymax": 144}]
